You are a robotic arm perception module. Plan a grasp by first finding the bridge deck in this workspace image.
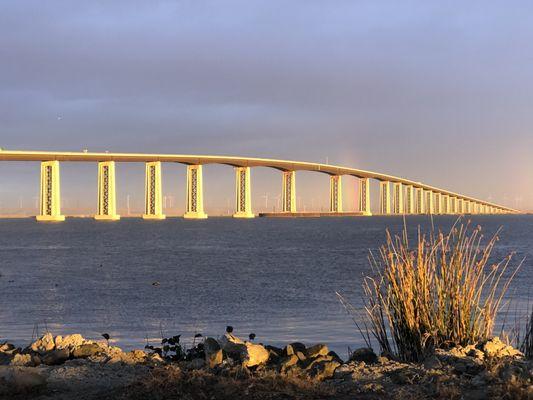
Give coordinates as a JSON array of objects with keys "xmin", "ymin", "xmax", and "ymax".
[{"xmin": 0, "ymin": 150, "xmax": 517, "ymax": 212}]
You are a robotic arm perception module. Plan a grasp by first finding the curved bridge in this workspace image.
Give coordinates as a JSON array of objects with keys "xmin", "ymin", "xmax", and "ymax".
[{"xmin": 0, "ymin": 149, "xmax": 518, "ymax": 221}]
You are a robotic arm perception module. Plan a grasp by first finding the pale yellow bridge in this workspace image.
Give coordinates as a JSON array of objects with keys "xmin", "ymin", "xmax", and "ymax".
[{"xmin": 0, "ymin": 149, "xmax": 518, "ymax": 221}]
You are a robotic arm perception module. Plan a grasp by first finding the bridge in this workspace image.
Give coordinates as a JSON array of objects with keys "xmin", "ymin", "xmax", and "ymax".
[{"xmin": 0, "ymin": 149, "xmax": 518, "ymax": 221}]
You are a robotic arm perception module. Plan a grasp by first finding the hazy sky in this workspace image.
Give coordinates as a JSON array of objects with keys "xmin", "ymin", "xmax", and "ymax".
[{"xmin": 1, "ymin": 0, "xmax": 532, "ymax": 213}]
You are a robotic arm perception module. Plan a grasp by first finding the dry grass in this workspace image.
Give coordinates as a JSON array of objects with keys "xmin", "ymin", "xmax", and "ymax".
[
  {"xmin": 362, "ymin": 222, "xmax": 519, "ymax": 362},
  {"xmin": 519, "ymin": 307, "xmax": 533, "ymax": 358},
  {"xmin": 104, "ymin": 365, "xmax": 337, "ymax": 400}
]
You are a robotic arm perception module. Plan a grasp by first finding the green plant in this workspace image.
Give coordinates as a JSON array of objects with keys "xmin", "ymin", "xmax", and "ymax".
[{"xmin": 361, "ymin": 222, "xmax": 519, "ymax": 362}]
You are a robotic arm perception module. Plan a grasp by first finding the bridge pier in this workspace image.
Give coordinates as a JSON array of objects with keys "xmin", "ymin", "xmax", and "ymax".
[
  {"xmin": 442, "ymin": 195, "xmax": 450, "ymax": 214},
  {"xmin": 405, "ymin": 185, "xmax": 415, "ymax": 214},
  {"xmin": 143, "ymin": 161, "xmax": 165, "ymax": 220},
  {"xmin": 281, "ymin": 171, "xmax": 296, "ymax": 213},
  {"xmin": 95, "ymin": 161, "xmax": 120, "ymax": 221},
  {"xmin": 36, "ymin": 161, "xmax": 65, "ymax": 222},
  {"xmin": 426, "ymin": 190, "xmax": 434, "ymax": 214},
  {"xmin": 450, "ymin": 197, "xmax": 457, "ymax": 214},
  {"xmin": 358, "ymin": 178, "xmax": 371, "ymax": 216},
  {"xmin": 379, "ymin": 181, "xmax": 391, "ymax": 215},
  {"xmin": 416, "ymin": 188, "xmax": 425, "ymax": 214},
  {"xmin": 233, "ymin": 167, "xmax": 254, "ymax": 218},
  {"xmin": 457, "ymin": 198, "xmax": 464, "ymax": 214},
  {"xmin": 435, "ymin": 193, "xmax": 442, "ymax": 214},
  {"xmin": 184, "ymin": 165, "xmax": 207, "ymax": 219},
  {"xmin": 393, "ymin": 182, "xmax": 403, "ymax": 214},
  {"xmin": 329, "ymin": 175, "xmax": 343, "ymax": 213}
]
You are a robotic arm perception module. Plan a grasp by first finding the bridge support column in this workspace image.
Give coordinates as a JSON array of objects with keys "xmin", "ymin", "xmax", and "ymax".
[
  {"xmin": 435, "ymin": 193, "xmax": 442, "ymax": 214},
  {"xmin": 416, "ymin": 188, "xmax": 425, "ymax": 214},
  {"xmin": 358, "ymin": 178, "xmax": 371, "ymax": 216},
  {"xmin": 329, "ymin": 175, "xmax": 343, "ymax": 213},
  {"xmin": 379, "ymin": 181, "xmax": 391, "ymax": 215},
  {"xmin": 405, "ymin": 185, "xmax": 415, "ymax": 214},
  {"xmin": 426, "ymin": 190, "xmax": 434, "ymax": 214},
  {"xmin": 393, "ymin": 182, "xmax": 403, "ymax": 214},
  {"xmin": 143, "ymin": 162, "xmax": 165, "ymax": 220},
  {"xmin": 282, "ymin": 171, "xmax": 296, "ymax": 212},
  {"xmin": 464, "ymin": 200, "xmax": 470, "ymax": 214},
  {"xmin": 457, "ymin": 199, "xmax": 464, "ymax": 214},
  {"xmin": 184, "ymin": 165, "xmax": 207, "ymax": 219},
  {"xmin": 450, "ymin": 197, "xmax": 457, "ymax": 214},
  {"xmin": 233, "ymin": 167, "xmax": 254, "ymax": 218},
  {"xmin": 37, "ymin": 161, "xmax": 65, "ymax": 222},
  {"xmin": 443, "ymin": 195, "xmax": 450, "ymax": 214},
  {"xmin": 95, "ymin": 161, "xmax": 120, "ymax": 221}
]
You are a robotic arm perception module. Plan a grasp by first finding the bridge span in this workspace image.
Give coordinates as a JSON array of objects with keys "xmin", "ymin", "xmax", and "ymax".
[{"xmin": 0, "ymin": 149, "xmax": 518, "ymax": 221}]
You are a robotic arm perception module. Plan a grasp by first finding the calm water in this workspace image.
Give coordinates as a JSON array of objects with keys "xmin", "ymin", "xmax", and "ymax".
[{"xmin": 0, "ymin": 215, "xmax": 532, "ymax": 358}]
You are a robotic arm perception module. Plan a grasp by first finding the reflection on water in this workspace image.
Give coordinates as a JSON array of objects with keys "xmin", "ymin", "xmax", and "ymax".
[{"xmin": 0, "ymin": 215, "xmax": 531, "ymax": 357}]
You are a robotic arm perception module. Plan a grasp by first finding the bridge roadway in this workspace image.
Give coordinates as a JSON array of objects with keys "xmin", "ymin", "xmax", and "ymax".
[{"xmin": 0, "ymin": 149, "xmax": 518, "ymax": 220}]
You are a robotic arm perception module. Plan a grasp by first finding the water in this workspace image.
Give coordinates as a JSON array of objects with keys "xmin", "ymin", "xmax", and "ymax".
[{"xmin": 0, "ymin": 215, "xmax": 531, "ymax": 358}]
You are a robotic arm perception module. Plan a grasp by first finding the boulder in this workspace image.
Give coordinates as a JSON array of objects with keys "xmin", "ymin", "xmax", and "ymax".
[
  {"xmin": 0, "ymin": 367, "xmax": 47, "ymax": 390},
  {"xmin": 349, "ymin": 348, "xmax": 378, "ymax": 364},
  {"xmin": 243, "ymin": 343, "xmax": 269, "ymax": 367},
  {"xmin": 305, "ymin": 344, "xmax": 329, "ymax": 359},
  {"xmin": 279, "ymin": 354, "xmax": 299, "ymax": 372},
  {"xmin": 56, "ymin": 334, "xmax": 84, "ymax": 350},
  {"xmin": 301, "ymin": 355, "xmax": 333, "ymax": 371},
  {"xmin": 42, "ymin": 348, "xmax": 70, "ymax": 366},
  {"xmin": 422, "ymin": 355, "xmax": 441, "ymax": 370},
  {"xmin": 328, "ymin": 351, "xmax": 343, "ymax": 364},
  {"xmin": 30, "ymin": 333, "xmax": 55, "ymax": 355},
  {"xmin": 309, "ymin": 360, "xmax": 340, "ymax": 380},
  {"xmin": 284, "ymin": 342, "xmax": 306, "ymax": 356},
  {"xmin": 482, "ymin": 337, "xmax": 522, "ymax": 358},
  {"xmin": 72, "ymin": 343, "xmax": 102, "ymax": 358},
  {"xmin": 219, "ymin": 333, "xmax": 246, "ymax": 361},
  {"xmin": 190, "ymin": 358, "xmax": 205, "ymax": 369},
  {"xmin": 204, "ymin": 338, "xmax": 223, "ymax": 368},
  {"xmin": 9, "ymin": 354, "xmax": 32, "ymax": 367},
  {"xmin": 0, "ymin": 342, "xmax": 16, "ymax": 353}
]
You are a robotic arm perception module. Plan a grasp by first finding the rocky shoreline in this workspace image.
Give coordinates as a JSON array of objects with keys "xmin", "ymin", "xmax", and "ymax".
[{"xmin": 1, "ymin": 332, "xmax": 532, "ymax": 399}]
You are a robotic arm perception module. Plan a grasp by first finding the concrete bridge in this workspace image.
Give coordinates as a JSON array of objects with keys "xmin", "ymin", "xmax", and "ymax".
[{"xmin": 0, "ymin": 149, "xmax": 518, "ymax": 221}]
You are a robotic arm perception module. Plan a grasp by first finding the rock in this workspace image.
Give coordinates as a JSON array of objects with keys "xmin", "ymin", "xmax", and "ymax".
[
  {"xmin": 190, "ymin": 358, "xmax": 205, "ymax": 369},
  {"xmin": 305, "ymin": 344, "xmax": 329, "ymax": 359},
  {"xmin": 280, "ymin": 354, "xmax": 299, "ymax": 372},
  {"xmin": 10, "ymin": 354, "xmax": 32, "ymax": 367},
  {"xmin": 243, "ymin": 343, "xmax": 269, "ymax": 367},
  {"xmin": 467, "ymin": 348, "xmax": 485, "ymax": 360},
  {"xmin": 1, "ymin": 367, "xmax": 48, "ymax": 390},
  {"xmin": 349, "ymin": 348, "xmax": 378, "ymax": 364},
  {"xmin": 42, "ymin": 348, "xmax": 70, "ymax": 365},
  {"xmin": 219, "ymin": 333, "xmax": 247, "ymax": 361},
  {"xmin": 206, "ymin": 349, "xmax": 223, "ymax": 368},
  {"xmin": 422, "ymin": 355, "xmax": 441, "ymax": 370},
  {"xmin": 482, "ymin": 337, "xmax": 522, "ymax": 358},
  {"xmin": 309, "ymin": 360, "xmax": 340, "ymax": 380},
  {"xmin": 328, "ymin": 351, "xmax": 343, "ymax": 364},
  {"xmin": 265, "ymin": 345, "xmax": 283, "ymax": 358},
  {"xmin": 295, "ymin": 351, "xmax": 307, "ymax": 361},
  {"xmin": 204, "ymin": 337, "xmax": 223, "ymax": 368},
  {"xmin": 0, "ymin": 342, "xmax": 16, "ymax": 354},
  {"xmin": 56, "ymin": 334, "xmax": 84, "ymax": 350},
  {"xmin": 302, "ymin": 355, "xmax": 333, "ymax": 371},
  {"xmin": 30, "ymin": 332, "xmax": 55, "ymax": 355},
  {"xmin": 284, "ymin": 342, "xmax": 306, "ymax": 356},
  {"xmin": 72, "ymin": 343, "xmax": 102, "ymax": 358}
]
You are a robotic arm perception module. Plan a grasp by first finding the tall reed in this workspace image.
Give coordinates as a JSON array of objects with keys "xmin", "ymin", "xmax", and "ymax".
[{"xmin": 362, "ymin": 223, "xmax": 518, "ymax": 362}]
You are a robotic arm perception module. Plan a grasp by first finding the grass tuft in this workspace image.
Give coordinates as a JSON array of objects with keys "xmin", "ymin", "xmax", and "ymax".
[{"xmin": 362, "ymin": 222, "xmax": 519, "ymax": 362}]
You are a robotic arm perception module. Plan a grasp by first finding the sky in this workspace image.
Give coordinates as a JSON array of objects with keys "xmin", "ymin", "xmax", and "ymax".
[{"xmin": 0, "ymin": 0, "xmax": 532, "ymax": 214}]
